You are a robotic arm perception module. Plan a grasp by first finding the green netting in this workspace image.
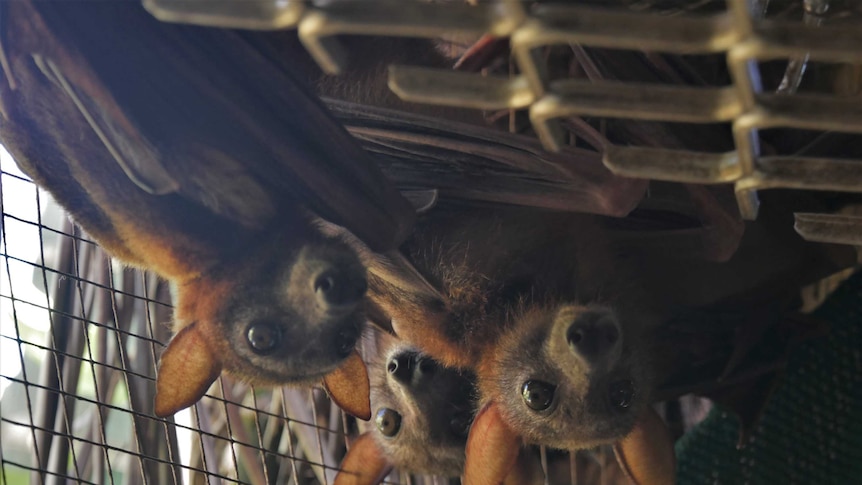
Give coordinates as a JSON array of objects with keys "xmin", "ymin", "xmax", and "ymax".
[{"xmin": 676, "ymin": 271, "xmax": 862, "ymax": 485}]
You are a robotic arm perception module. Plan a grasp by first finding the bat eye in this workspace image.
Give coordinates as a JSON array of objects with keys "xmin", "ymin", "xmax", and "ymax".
[
  {"xmin": 609, "ymin": 379, "xmax": 634, "ymax": 410},
  {"xmin": 375, "ymin": 408, "xmax": 402, "ymax": 438},
  {"xmin": 521, "ymin": 380, "xmax": 556, "ymax": 412},
  {"xmin": 246, "ymin": 321, "xmax": 281, "ymax": 354}
]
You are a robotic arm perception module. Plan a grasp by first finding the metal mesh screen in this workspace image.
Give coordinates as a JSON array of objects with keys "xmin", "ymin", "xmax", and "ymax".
[
  {"xmin": 0, "ymin": 149, "xmax": 361, "ymax": 485},
  {"xmin": 3, "ymin": 1, "xmax": 861, "ymax": 483}
]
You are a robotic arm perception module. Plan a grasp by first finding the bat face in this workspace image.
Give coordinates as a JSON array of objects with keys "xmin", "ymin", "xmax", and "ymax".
[
  {"xmin": 485, "ymin": 303, "xmax": 655, "ymax": 451},
  {"xmin": 174, "ymin": 226, "xmax": 369, "ymax": 386},
  {"xmin": 369, "ymin": 342, "xmax": 476, "ymax": 476}
]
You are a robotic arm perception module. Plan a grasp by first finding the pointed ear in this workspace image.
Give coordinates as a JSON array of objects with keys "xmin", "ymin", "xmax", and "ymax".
[
  {"xmin": 323, "ymin": 350, "xmax": 372, "ymax": 420},
  {"xmin": 334, "ymin": 432, "xmax": 392, "ymax": 485},
  {"xmin": 612, "ymin": 407, "xmax": 677, "ymax": 485},
  {"xmin": 155, "ymin": 322, "xmax": 222, "ymax": 417},
  {"xmin": 464, "ymin": 402, "xmax": 522, "ymax": 485}
]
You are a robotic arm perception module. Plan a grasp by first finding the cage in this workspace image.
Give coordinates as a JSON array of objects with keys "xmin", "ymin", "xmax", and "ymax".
[{"xmin": 2, "ymin": 0, "xmax": 862, "ymax": 484}]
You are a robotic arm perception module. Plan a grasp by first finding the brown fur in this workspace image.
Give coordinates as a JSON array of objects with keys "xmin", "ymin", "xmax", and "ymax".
[
  {"xmin": 366, "ymin": 196, "xmax": 855, "ymax": 455},
  {"xmin": 369, "ymin": 203, "xmax": 666, "ymax": 447},
  {"xmin": 366, "ymin": 334, "xmax": 477, "ymax": 476},
  {"xmin": 370, "ymin": 204, "xmax": 622, "ymax": 369},
  {"xmin": 1, "ymin": 0, "xmax": 371, "ymax": 412}
]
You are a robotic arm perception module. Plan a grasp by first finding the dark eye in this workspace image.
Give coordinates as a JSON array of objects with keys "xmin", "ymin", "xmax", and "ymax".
[
  {"xmin": 375, "ymin": 408, "xmax": 402, "ymax": 438},
  {"xmin": 246, "ymin": 322, "xmax": 281, "ymax": 354},
  {"xmin": 521, "ymin": 380, "xmax": 556, "ymax": 412}
]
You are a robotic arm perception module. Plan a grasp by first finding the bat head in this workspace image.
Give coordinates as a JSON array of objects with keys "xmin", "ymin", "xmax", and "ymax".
[
  {"xmin": 217, "ymin": 230, "xmax": 368, "ymax": 384},
  {"xmin": 156, "ymin": 227, "xmax": 369, "ymax": 417},
  {"xmin": 465, "ymin": 304, "xmax": 675, "ymax": 485},
  {"xmin": 483, "ymin": 303, "xmax": 655, "ymax": 451},
  {"xmin": 369, "ymin": 341, "xmax": 476, "ymax": 476}
]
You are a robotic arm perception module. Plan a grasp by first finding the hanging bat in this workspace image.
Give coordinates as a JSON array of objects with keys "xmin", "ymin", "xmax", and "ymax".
[
  {"xmin": 335, "ymin": 332, "xmax": 544, "ymax": 485},
  {"xmin": 363, "ymin": 193, "xmax": 855, "ymax": 485},
  {"xmin": 334, "ymin": 335, "xmax": 477, "ymax": 485},
  {"xmin": 0, "ymin": 0, "xmax": 425, "ymax": 420}
]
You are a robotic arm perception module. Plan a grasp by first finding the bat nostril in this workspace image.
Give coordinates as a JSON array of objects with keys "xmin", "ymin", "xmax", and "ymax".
[
  {"xmin": 387, "ymin": 352, "xmax": 416, "ymax": 384},
  {"xmin": 417, "ymin": 357, "xmax": 437, "ymax": 376},
  {"xmin": 566, "ymin": 311, "xmax": 621, "ymax": 363},
  {"xmin": 314, "ymin": 268, "xmax": 367, "ymax": 312},
  {"xmin": 315, "ymin": 274, "xmax": 335, "ymax": 293}
]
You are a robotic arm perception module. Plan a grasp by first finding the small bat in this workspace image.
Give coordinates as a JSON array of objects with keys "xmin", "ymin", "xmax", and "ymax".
[
  {"xmin": 335, "ymin": 332, "xmax": 544, "ymax": 485},
  {"xmin": 0, "ymin": 0, "xmax": 428, "ymax": 419},
  {"xmin": 335, "ymin": 335, "xmax": 476, "ymax": 485}
]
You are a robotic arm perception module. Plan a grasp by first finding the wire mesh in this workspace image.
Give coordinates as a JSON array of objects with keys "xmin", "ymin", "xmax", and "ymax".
[
  {"xmin": 2, "ymin": 1, "xmax": 861, "ymax": 484},
  {"xmin": 0, "ymin": 149, "xmax": 367, "ymax": 485}
]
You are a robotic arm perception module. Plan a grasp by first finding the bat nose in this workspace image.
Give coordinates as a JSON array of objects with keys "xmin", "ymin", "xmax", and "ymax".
[
  {"xmin": 314, "ymin": 266, "xmax": 367, "ymax": 314},
  {"xmin": 566, "ymin": 310, "xmax": 621, "ymax": 367},
  {"xmin": 387, "ymin": 352, "xmax": 416, "ymax": 384},
  {"xmin": 388, "ymin": 352, "xmax": 436, "ymax": 387}
]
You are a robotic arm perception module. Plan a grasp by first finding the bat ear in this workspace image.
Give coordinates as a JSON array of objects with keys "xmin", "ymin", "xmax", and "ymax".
[
  {"xmin": 464, "ymin": 402, "xmax": 522, "ymax": 485},
  {"xmin": 154, "ymin": 322, "xmax": 222, "ymax": 417},
  {"xmin": 334, "ymin": 432, "xmax": 392, "ymax": 485},
  {"xmin": 323, "ymin": 350, "xmax": 372, "ymax": 421},
  {"xmin": 612, "ymin": 407, "xmax": 677, "ymax": 485}
]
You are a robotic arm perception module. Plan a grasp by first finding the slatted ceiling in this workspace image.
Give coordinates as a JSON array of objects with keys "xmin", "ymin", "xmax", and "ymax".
[{"xmin": 142, "ymin": 0, "xmax": 862, "ymax": 241}]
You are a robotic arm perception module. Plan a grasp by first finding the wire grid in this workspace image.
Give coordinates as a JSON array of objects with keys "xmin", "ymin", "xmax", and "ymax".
[
  {"xmin": 145, "ymin": 0, "xmax": 862, "ymax": 242},
  {"xmin": 0, "ymin": 151, "xmax": 361, "ymax": 485},
  {"xmin": 3, "ymin": 1, "xmax": 859, "ymax": 483}
]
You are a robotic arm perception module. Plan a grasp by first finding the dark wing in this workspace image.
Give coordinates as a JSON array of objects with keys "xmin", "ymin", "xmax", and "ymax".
[
  {"xmin": 653, "ymin": 303, "xmax": 831, "ymax": 444},
  {"xmin": 16, "ymin": 0, "xmax": 414, "ymax": 252},
  {"xmin": 326, "ymin": 98, "xmax": 647, "ymax": 218}
]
